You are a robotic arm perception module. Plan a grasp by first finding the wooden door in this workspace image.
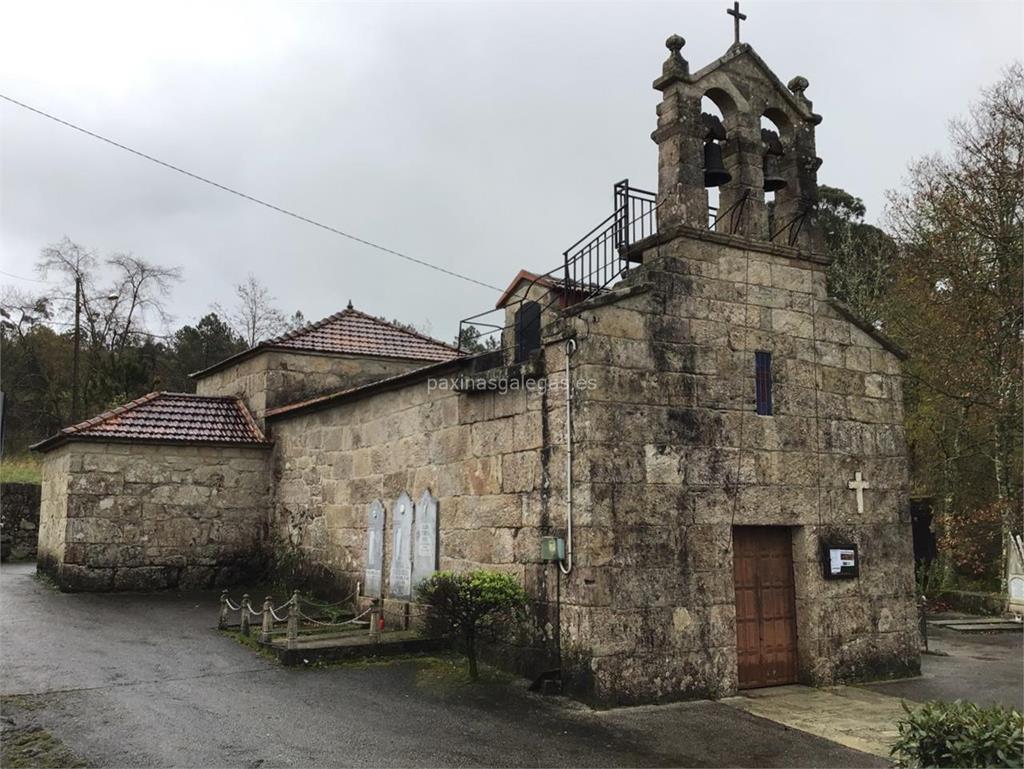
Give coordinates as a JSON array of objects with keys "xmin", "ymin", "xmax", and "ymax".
[{"xmin": 733, "ymin": 526, "xmax": 799, "ymax": 689}]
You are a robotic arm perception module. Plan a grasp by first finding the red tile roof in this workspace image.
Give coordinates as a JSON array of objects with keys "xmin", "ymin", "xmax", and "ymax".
[
  {"xmin": 191, "ymin": 306, "xmax": 461, "ymax": 379},
  {"xmin": 268, "ymin": 307, "xmax": 460, "ymax": 359},
  {"xmin": 494, "ymin": 269, "xmax": 604, "ymax": 309},
  {"xmin": 31, "ymin": 392, "xmax": 269, "ymax": 452}
]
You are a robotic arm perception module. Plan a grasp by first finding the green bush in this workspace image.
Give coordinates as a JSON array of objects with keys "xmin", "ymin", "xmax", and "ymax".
[
  {"xmin": 891, "ymin": 700, "xmax": 1023, "ymax": 768},
  {"xmin": 415, "ymin": 570, "xmax": 527, "ymax": 680}
]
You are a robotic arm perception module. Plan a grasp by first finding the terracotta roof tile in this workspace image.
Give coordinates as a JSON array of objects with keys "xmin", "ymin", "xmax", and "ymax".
[
  {"xmin": 191, "ymin": 306, "xmax": 461, "ymax": 379},
  {"xmin": 32, "ymin": 393, "xmax": 268, "ymax": 451},
  {"xmin": 265, "ymin": 308, "xmax": 460, "ymax": 360}
]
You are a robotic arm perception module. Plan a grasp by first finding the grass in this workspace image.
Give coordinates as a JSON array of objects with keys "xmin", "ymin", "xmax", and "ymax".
[
  {"xmin": 0, "ymin": 455, "xmax": 42, "ymax": 484},
  {"xmin": 300, "ymin": 650, "xmax": 513, "ymax": 691},
  {"xmin": 220, "ymin": 629, "xmax": 280, "ymax": 662},
  {"xmin": 0, "ymin": 695, "xmax": 47, "ymax": 713},
  {"xmin": 33, "ymin": 571, "xmax": 60, "ymax": 592},
  {"xmin": 0, "ymin": 695, "xmax": 88, "ymax": 768},
  {"xmin": 0, "ymin": 724, "xmax": 88, "ymax": 768},
  {"xmin": 412, "ymin": 652, "xmax": 515, "ymax": 691},
  {"xmin": 222, "ymin": 627, "xmax": 507, "ymax": 691}
]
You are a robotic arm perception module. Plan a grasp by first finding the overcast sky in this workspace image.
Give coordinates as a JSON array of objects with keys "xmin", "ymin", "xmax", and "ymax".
[{"xmin": 1, "ymin": 1, "xmax": 1020, "ymax": 343}]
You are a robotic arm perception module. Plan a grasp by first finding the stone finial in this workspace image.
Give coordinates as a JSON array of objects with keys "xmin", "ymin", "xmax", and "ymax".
[
  {"xmin": 346, "ymin": 299, "xmax": 354, "ymax": 310},
  {"xmin": 787, "ymin": 75, "xmax": 822, "ymax": 124},
  {"xmin": 662, "ymin": 34, "xmax": 689, "ymax": 78}
]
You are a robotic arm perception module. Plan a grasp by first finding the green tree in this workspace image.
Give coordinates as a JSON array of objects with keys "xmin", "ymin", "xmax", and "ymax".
[
  {"xmin": 884, "ymin": 64, "xmax": 1023, "ymax": 588},
  {"xmin": 158, "ymin": 313, "xmax": 246, "ymax": 392},
  {"xmin": 416, "ymin": 570, "xmax": 527, "ymax": 680},
  {"xmin": 818, "ymin": 185, "xmax": 899, "ymax": 324},
  {"xmin": 454, "ymin": 324, "xmax": 499, "ymax": 353}
]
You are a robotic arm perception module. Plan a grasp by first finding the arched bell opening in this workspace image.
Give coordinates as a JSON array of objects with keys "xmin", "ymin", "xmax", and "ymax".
[
  {"xmin": 701, "ymin": 93, "xmax": 734, "ymax": 227},
  {"xmin": 760, "ymin": 112, "xmax": 791, "ymax": 236},
  {"xmin": 761, "ymin": 108, "xmax": 809, "ymax": 243}
]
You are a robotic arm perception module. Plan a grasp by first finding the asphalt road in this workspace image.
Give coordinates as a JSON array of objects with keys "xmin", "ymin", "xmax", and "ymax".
[
  {"xmin": 0, "ymin": 562, "xmax": 883, "ymax": 768},
  {"xmin": 866, "ymin": 621, "xmax": 1023, "ymax": 710}
]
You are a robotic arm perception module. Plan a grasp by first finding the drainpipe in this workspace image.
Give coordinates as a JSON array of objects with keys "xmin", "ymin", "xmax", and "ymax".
[{"xmin": 559, "ymin": 338, "xmax": 578, "ymax": 575}]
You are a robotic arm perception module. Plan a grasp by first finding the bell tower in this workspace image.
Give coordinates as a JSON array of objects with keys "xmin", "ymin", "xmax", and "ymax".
[{"xmin": 651, "ymin": 30, "xmax": 825, "ymax": 254}]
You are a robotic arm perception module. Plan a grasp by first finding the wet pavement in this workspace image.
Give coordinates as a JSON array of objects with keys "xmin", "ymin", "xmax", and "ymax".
[
  {"xmin": 865, "ymin": 620, "xmax": 1023, "ymax": 710},
  {"xmin": 0, "ymin": 562, "xmax": 881, "ymax": 768}
]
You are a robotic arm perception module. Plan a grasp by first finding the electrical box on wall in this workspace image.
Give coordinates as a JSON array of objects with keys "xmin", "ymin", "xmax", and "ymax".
[
  {"xmin": 540, "ymin": 536, "xmax": 565, "ymax": 562},
  {"xmin": 822, "ymin": 543, "xmax": 859, "ymax": 579}
]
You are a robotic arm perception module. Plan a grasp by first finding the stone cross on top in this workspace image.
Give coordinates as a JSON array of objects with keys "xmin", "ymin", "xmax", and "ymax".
[
  {"xmin": 848, "ymin": 471, "xmax": 871, "ymax": 514},
  {"xmin": 727, "ymin": 1, "xmax": 747, "ymax": 45}
]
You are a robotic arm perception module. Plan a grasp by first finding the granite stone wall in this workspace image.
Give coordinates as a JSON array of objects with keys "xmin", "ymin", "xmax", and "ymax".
[
  {"xmin": 550, "ymin": 231, "xmax": 919, "ymax": 704},
  {"xmin": 37, "ymin": 442, "xmax": 271, "ymax": 591},
  {"xmin": 0, "ymin": 482, "xmax": 41, "ymax": 561},
  {"xmin": 267, "ymin": 228, "xmax": 918, "ymax": 705},
  {"xmin": 195, "ymin": 349, "xmax": 431, "ymax": 423},
  {"xmin": 266, "ymin": 361, "xmax": 567, "ymax": 675}
]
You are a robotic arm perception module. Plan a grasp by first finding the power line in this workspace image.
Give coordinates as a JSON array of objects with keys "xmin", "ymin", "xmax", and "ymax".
[
  {"xmin": 0, "ymin": 93, "xmax": 504, "ymax": 293},
  {"xmin": 0, "ymin": 268, "xmax": 47, "ymax": 283},
  {"xmin": 11, "ymin": 317, "xmax": 176, "ymax": 340}
]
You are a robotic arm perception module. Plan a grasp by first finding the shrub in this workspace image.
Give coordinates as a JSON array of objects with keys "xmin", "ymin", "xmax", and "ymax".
[
  {"xmin": 415, "ymin": 570, "xmax": 527, "ymax": 680},
  {"xmin": 891, "ymin": 700, "xmax": 1024, "ymax": 768},
  {"xmin": 915, "ymin": 558, "xmax": 954, "ymax": 600},
  {"xmin": 936, "ymin": 502, "xmax": 1006, "ymax": 586}
]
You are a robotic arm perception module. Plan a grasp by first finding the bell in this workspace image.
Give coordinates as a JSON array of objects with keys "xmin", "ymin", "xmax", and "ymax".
[
  {"xmin": 703, "ymin": 142, "xmax": 731, "ymax": 187},
  {"xmin": 763, "ymin": 153, "xmax": 788, "ymax": 193}
]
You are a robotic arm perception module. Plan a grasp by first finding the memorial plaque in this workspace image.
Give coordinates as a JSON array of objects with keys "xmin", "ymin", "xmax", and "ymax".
[
  {"xmin": 388, "ymin": 492, "xmax": 414, "ymax": 600},
  {"xmin": 412, "ymin": 489, "xmax": 438, "ymax": 590},
  {"xmin": 363, "ymin": 499, "xmax": 385, "ymax": 598}
]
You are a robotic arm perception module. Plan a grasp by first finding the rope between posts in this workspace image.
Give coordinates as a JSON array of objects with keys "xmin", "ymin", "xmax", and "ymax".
[
  {"xmin": 298, "ymin": 588, "xmax": 358, "ymax": 609},
  {"xmin": 224, "ymin": 598, "xmax": 241, "ymax": 611},
  {"xmin": 346, "ymin": 605, "xmax": 375, "ymax": 624},
  {"xmin": 243, "ymin": 602, "xmax": 263, "ymax": 617},
  {"xmin": 297, "ymin": 604, "xmax": 375, "ymax": 628},
  {"xmin": 269, "ymin": 605, "xmax": 290, "ymax": 623},
  {"xmin": 296, "ymin": 610, "xmax": 347, "ymax": 628}
]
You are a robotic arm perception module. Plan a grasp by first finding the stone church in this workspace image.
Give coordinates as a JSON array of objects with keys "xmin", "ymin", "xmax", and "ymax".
[{"xmin": 34, "ymin": 31, "xmax": 920, "ymax": 704}]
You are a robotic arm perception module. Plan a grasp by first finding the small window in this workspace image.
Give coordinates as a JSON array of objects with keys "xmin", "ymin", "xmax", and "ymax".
[
  {"xmin": 514, "ymin": 302, "xmax": 542, "ymax": 363},
  {"xmin": 755, "ymin": 351, "xmax": 773, "ymax": 416}
]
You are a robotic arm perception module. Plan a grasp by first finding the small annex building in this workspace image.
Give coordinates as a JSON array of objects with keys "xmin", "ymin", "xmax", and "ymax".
[
  {"xmin": 35, "ymin": 33, "xmax": 920, "ymax": 705},
  {"xmin": 34, "ymin": 308, "xmax": 460, "ymax": 591}
]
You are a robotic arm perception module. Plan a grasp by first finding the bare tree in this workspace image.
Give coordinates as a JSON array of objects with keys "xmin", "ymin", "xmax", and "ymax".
[
  {"xmin": 36, "ymin": 236, "xmax": 181, "ymax": 350},
  {"xmin": 106, "ymin": 253, "xmax": 181, "ymax": 349},
  {"xmin": 0, "ymin": 287, "xmax": 50, "ymax": 338},
  {"xmin": 217, "ymin": 274, "xmax": 289, "ymax": 347},
  {"xmin": 33, "ymin": 237, "xmax": 182, "ymax": 418}
]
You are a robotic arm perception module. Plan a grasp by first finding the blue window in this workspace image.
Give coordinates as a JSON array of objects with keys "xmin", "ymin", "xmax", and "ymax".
[{"xmin": 755, "ymin": 351, "xmax": 773, "ymax": 416}]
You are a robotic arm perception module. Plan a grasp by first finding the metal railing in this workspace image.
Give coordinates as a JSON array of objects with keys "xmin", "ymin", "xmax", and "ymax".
[{"xmin": 457, "ymin": 180, "xmax": 660, "ymax": 357}]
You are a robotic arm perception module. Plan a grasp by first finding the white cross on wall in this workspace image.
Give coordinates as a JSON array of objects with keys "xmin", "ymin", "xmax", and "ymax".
[{"xmin": 848, "ymin": 471, "xmax": 871, "ymax": 514}]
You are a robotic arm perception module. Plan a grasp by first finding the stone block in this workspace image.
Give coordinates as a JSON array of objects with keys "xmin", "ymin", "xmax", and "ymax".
[
  {"xmin": 501, "ymin": 451, "xmax": 538, "ymax": 493},
  {"xmin": 59, "ymin": 563, "xmax": 115, "ymax": 591},
  {"xmin": 771, "ymin": 309, "xmax": 813, "ymax": 338},
  {"xmin": 644, "ymin": 445, "xmax": 685, "ymax": 485},
  {"xmin": 771, "ymin": 263, "xmax": 813, "ymax": 294},
  {"xmin": 113, "ymin": 566, "xmax": 175, "ymax": 591}
]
